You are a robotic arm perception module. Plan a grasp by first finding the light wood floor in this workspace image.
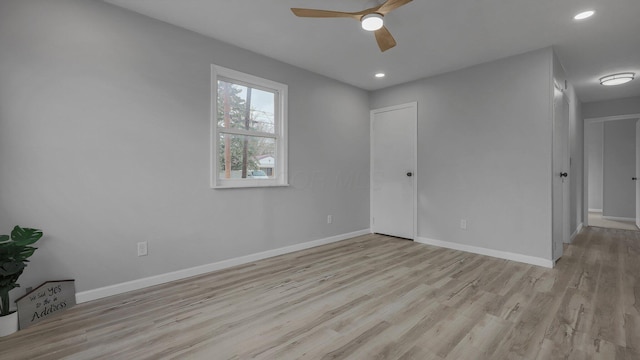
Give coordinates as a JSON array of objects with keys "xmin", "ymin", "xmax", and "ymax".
[
  {"xmin": 588, "ymin": 211, "xmax": 639, "ymax": 231},
  {"xmin": 1, "ymin": 227, "xmax": 639, "ymax": 359}
]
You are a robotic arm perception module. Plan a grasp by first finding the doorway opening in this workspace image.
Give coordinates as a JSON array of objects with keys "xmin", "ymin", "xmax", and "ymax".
[{"xmin": 584, "ymin": 114, "xmax": 640, "ymax": 231}]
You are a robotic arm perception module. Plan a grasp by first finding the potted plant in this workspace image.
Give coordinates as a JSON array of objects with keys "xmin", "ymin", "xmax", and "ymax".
[{"xmin": 0, "ymin": 226, "xmax": 43, "ymax": 337}]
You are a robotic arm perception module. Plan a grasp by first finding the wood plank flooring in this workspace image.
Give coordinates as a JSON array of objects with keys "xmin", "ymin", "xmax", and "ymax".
[
  {"xmin": 1, "ymin": 226, "xmax": 638, "ymax": 359},
  {"xmin": 588, "ymin": 211, "xmax": 639, "ymax": 231}
]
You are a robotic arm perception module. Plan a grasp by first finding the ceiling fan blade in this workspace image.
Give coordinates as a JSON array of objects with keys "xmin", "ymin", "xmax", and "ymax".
[
  {"xmin": 377, "ymin": 0, "xmax": 412, "ymax": 15},
  {"xmin": 374, "ymin": 26, "xmax": 397, "ymax": 52},
  {"xmin": 291, "ymin": 8, "xmax": 361, "ymax": 19}
]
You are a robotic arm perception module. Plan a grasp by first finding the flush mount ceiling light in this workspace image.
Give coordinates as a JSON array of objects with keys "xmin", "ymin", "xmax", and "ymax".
[
  {"xmin": 361, "ymin": 13, "xmax": 384, "ymax": 31},
  {"xmin": 574, "ymin": 10, "xmax": 595, "ymax": 20},
  {"xmin": 375, "ymin": 72, "xmax": 386, "ymax": 78},
  {"xmin": 599, "ymin": 73, "xmax": 635, "ymax": 86}
]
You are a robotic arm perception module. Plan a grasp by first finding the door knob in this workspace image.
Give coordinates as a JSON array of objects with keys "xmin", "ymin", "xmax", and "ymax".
[
  {"xmin": 406, "ymin": 172, "xmax": 413, "ymax": 177},
  {"xmin": 560, "ymin": 172, "xmax": 568, "ymax": 178},
  {"xmin": 633, "ymin": 177, "xmax": 638, "ymax": 181}
]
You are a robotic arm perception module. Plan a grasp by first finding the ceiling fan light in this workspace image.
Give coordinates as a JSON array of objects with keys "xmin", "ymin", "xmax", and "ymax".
[
  {"xmin": 599, "ymin": 73, "xmax": 635, "ymax": 86},
  {"xmin": 361, "ymin": 13, "xmax": 383, "ymax": 31}
]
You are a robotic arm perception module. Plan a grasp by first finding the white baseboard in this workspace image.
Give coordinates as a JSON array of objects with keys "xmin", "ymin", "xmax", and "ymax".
[
  {"xmin": 570, "ymin": 223, "xmax": 583, "ymax": 242},
  {"xmin": 415, "ymin": 237, "xmax": 554, "ymax": 268},
  {"xmin": 588, "ymin": 208, "xmax": 603, "ymax": 213},
  {"xmin": 76, "ymin": 229, "xmax": 371, "ymax": 304},
  {"xmin": 602, "ymin": 216, "xmax": 635, "ymax": 222}
]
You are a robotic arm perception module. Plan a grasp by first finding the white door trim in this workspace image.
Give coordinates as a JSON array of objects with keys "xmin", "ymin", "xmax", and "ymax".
[
  {"xmin": 584, "ymin": 113, "xmax": 640, "ymax": 123},
  {"xmin": 552, "ymin": 87, "xmax": 569, "ymax": 261},
  {"xmin": 562, "ymin": 94, "xmax": 570, "ymax": 245},
  {"xmin": 636, "ymin": 119, "xmax": 640, "ymax": 228},
  {"xmin": 370, "ymin": 102, "xmax": 418, "ymax": 240}
]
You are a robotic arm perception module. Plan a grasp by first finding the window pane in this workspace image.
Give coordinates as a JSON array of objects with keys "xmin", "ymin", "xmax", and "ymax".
[
  {"xmin": 218, "ymin": 133, "xmax": 276, "ymax": 179},
  {"xmin": 217, "ymin": 80, "xmax": 275, "ymax": 134}
]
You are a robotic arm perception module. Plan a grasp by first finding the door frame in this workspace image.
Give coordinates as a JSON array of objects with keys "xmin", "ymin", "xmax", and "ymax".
[
  {"xmin": 562, "ymin": 94, "xmax": 571, "ymax": 245},
  {"xmin": 552, "ymin": 87, "xmax": 569, "ymax": 261},
  {"xmin": 370, "ymin": 102, "xmax": 418, "ymax": 240},
  {"xmin": 636, "ymin": 120, "xmax": 640, "ymax": 228},
  {"xmin": 583, "ymin": 113, "xmax": 640, "ymax": 228}
]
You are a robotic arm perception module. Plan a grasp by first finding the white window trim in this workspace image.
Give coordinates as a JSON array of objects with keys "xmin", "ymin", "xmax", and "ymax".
[{"xmin": 211, "ymin": 65, "xmax": 288, "ymax": 189}]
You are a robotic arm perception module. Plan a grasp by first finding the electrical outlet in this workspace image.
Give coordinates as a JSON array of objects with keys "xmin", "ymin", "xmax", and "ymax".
[
  {"xmin": 137, "ymin": 241, "xmax": 148, "ymax": 257},
  {"xmin": 327, "ymin": 215, "xmax": 333, "ymax": 224},
  {"xmin": 460, "ymin": 219, "xmax": 467, "ymax": 230}
]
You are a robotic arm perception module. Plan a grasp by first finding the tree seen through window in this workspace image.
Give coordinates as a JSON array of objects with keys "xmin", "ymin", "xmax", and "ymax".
[{"xmin": 217, "ymin": 80, "xmax": 276, "ymax": 179}]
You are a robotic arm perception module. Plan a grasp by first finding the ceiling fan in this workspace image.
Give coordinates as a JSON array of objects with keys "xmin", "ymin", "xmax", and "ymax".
[{"xmin": 291, "ymin": 0, "xmax": 412, "ymax": 52}]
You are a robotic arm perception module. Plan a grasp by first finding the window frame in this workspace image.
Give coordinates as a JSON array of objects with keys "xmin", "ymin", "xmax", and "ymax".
[{"xmin": 211, "ymin": 65, "xmax": 288, "ymax": 188}]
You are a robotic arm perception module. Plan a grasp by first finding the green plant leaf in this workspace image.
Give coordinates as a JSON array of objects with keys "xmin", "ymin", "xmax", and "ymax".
[
  {"xmin": 1, "ymin": 226, "xmax": 42, "ymax": 314},
  {"xmin": 15, "ymin": 246, "xmax": 37, "ymax": 260},
  {"xmin": 0, "ymin": 261, "xmax": 25, "ymax": 276},
  {"xmin": 11, "ymin": 226, "xmax": 43, "ymax": 246}
]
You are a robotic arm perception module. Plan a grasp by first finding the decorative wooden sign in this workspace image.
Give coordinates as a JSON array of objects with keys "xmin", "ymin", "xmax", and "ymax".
[{"xmin": 15, "ymin": 280, "xmax": 76, "ymax": 330}]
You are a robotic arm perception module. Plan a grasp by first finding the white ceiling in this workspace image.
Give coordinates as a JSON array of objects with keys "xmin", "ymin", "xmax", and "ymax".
[{"xmin": 104, "ymin": 0, "xmax": 640, "ymax": 103}]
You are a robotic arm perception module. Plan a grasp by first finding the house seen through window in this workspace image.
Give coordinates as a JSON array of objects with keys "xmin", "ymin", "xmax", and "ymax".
[{"xmin": 211, "ymin": 65, "xmax": 288, "ymax": 188}]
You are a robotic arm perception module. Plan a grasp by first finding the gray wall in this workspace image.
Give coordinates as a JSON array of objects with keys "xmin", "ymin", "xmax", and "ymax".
[
  {"xmin": 586, "ymin": 123, "xmax": 604, "ymax": 210},
  {"xmin": 0, "ymin": 0, "xmax": 370, "ymax": 298},
  {"xmin": 583, "ymin": 96, "xmax": 640, "ymax": 119},
  {"xmin": 370, "ymin": 48, "xmax": 554, "ymax": 260},
  {"xmin": 603, "ymin": 120, "xmax": 637, "ymax": 218}
]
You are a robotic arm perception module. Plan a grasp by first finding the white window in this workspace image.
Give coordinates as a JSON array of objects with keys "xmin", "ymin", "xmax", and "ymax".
[{"xmin": 211, "ymin": 65, "xmax": 288, "ymax": 188}]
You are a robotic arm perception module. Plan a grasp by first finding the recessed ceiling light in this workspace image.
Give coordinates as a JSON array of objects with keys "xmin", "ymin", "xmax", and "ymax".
[
  {"xmin": 599, "ymin": 73, "xmax": 635, "ymax": 86},
  {"xmin": 361, "ymin": 13, "xmax": 384, "ymax": 31},
  {"xmin": 574, "ymin": 10, "xmax": 595, "ymax": 20},
  {"xmin": 375, "ymin": 73, "xmax": 385, "ymax": 78}
]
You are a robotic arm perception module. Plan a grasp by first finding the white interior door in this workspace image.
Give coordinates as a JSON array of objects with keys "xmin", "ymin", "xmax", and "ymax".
[
  {"xmin": 552, "ymin": 89, "xmax": 569, "ymax": 261},
  {"xmin": 371, "ymin": 102, "xmax": 417, "ymax": 240},
  {"xmin": 562, "ymin": 96, "xmax": 570, "ymax": 242},
  {"xmin": 636, "ymin": 120, "xmax": 640, "ymax": 227}
]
